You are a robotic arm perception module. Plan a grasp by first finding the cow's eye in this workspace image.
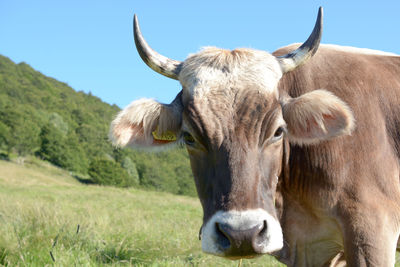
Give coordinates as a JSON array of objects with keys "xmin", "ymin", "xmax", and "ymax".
[
  {"xmin": 272, "ymin": 126, "xmax": 285, "ymax": 141},
  {"xmin": 183, "ymin": 132, "xmax": 195, "ymax": 146}
]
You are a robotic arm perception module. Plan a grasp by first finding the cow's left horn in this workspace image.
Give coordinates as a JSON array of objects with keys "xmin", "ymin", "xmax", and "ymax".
[
  {"xmin": 277, "ymin": 7, "xmax": 323, "ymax": 73},
  {"xmin": 134, "ymin": 15, "xmax": 181, "ymax": 80}
]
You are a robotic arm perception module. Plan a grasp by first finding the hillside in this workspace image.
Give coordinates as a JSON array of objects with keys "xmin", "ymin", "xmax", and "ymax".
[
  {"xmin": 0, "ymin": 158, "xmax": 284, "ymax": 266},
  {"xmin": 0, "ymin": 55, "xmax": 196, "ymax": 196}
]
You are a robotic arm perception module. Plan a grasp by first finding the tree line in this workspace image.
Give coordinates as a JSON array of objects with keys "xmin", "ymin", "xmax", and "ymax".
[{"xmin": 0, "ymin": 55, "xmax": 196, "ymax": 197}]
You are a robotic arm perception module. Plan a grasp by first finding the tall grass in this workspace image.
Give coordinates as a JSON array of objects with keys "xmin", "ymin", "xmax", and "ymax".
[{"xmin": 0, "ymin": 158, "xmax": 283, "ymax": 266}]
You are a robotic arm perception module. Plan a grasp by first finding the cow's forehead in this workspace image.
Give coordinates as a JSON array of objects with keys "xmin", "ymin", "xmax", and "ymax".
[
  {"xmin": 182, "ymin": 81, "xmax": 282, "ymax": 149},
  {"xmin": 178, "ymin": 47, "xmax": 283, "ymax": 102}
]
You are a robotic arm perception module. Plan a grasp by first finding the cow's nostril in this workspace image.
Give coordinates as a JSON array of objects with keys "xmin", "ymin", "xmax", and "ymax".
[
  {"xmin": 253, "ymin": 220, "xmax": 268, "ymax": 252},
  {"xmin": 215, "ymin": 222, "xmax": 231, "ymax": 250},
  {"xmin": 259, "ymin": 220, "xmax": 267, "ymax": 236}
]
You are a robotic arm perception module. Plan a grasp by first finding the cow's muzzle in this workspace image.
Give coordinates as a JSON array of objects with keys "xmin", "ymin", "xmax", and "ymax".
[
  {"xmin": 200, "ymin": 209, "xmax": 283, "ymax": 258},
  {"xmin": 215, "ymin": 220, "xmax": 268, "ymax": 258}
]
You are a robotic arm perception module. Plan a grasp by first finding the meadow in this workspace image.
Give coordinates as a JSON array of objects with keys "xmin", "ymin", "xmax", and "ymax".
[{"xmin": 0, "ymin": 158, "xmax": 284, "ymax": 266}]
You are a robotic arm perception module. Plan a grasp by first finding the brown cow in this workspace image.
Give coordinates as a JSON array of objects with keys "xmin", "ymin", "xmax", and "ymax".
[{"xmin": 109, "ymin": 7, "xmax": 400, "ymax": 266}]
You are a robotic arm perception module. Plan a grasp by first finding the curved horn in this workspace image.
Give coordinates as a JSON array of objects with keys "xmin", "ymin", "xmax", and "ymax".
[
  {"xmin": 134, "ymin": 15, "xmax": 181, "ymax": 80},
  {"xmin": 278, "ymin": 7, "xmax": 323, "ymax": 73}
]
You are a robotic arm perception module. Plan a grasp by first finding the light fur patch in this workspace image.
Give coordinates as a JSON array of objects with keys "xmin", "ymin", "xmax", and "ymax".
[
  {"xmin": 285, "ymin": 43, "xmax": 399, "ymax": 57},
  {"xmin": 321, "ymin": 44, "xmax": 399, "ymax": 56},
  {"xmin": 201, "ymin": 209, "xmax": 283, "ymax": 256},
  {"xmin": 178, "ymin": 47, "xmax": 283, "ymax": 100}
]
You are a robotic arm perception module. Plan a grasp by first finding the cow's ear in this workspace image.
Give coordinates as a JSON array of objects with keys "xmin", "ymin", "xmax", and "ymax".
[
  {"xmin": 109, "ymin": 92, "xmax": 182, "ymax": 149},
  {"xmin": 282, "ymin": 90, "xmax": 355, "ymax": 145}
]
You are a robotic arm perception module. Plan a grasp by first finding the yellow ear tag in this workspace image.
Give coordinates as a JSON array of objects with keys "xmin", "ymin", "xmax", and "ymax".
[{"xmin": 152, "ymin": 128, "xmax": 177, "ymax": 142}]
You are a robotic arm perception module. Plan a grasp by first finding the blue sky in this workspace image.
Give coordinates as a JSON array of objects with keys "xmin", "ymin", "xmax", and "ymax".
[{"xmin": 1, "ymin": 1, "xmax": 400, "ymax": 108}]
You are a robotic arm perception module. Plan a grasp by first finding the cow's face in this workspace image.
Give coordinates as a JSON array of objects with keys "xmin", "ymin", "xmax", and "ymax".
[
  {"xmin": 178, "ymin": 49, "xmax": 285, "ymax": 257},
  {"xmin": 110, "ymin": 8, "xmax": 354, "ymax": 259}
]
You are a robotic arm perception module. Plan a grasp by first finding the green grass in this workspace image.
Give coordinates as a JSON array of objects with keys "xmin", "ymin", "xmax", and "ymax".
[{"xmin": 0, "ymin": 158, "xmax": 284, "ymax": 266}]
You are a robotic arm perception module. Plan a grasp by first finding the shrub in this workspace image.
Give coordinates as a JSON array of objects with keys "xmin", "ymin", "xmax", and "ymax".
[{"xmin": 88, "ymin": 158, "xmax": 129, "ymax": 187}]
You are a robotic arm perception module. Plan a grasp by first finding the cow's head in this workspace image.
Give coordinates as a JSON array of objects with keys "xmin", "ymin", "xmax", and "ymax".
[{"xmin": 110, "ymin": 7, "xmax": 354, "ymax": 259}]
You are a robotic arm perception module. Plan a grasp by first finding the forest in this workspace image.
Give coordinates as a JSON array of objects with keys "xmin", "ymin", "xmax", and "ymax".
[{"xmin": 0, "ymin": 55, "xmax": 196, "ymax": 197}]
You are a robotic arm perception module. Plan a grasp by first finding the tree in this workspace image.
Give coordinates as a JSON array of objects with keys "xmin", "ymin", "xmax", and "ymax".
[
  {"xmin": 137, "ymin": 162, "xmax": 180, "ymax": 194},
  {"xmin": 0, "ymin": 121, "xmax": 10, "ymax": 160},
  {"xmin": 0, "ymin": 121, "xmax": 10, "ymax": 151},
  {"xmin": 12, "ymin": 119, "xmax": 40, "ymax": 156},
  {"xmin": 37, "ymin": 124, "xmax": 88, "ymax": 174},
  {"xmin": 121, "ymin": 156, "xmax": 140, "ymax": 187},
  {"xmin": 88, "ymin": 158, "xmax": 129, "ymax": 187},
  {"xmin": 174, "ymin": 165, "xmax": 197, "ymax": 197},
  {"xmin": 0, "ymin": 107, "xmax": 40, "ymax": 156},
  {"xmin": 49, "ymin": 112, "xmax": 69, "ymax": 136}
]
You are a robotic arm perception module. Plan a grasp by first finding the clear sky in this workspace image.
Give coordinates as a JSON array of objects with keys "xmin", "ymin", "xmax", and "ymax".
[{"xmin": 1, "ymin": 1, "xmax": 400, "ymax": 108}]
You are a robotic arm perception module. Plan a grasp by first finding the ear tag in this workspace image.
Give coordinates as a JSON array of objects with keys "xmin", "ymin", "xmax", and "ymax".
[{"xmin": 152, "ymin": 127, "xmax": 177, "ymax": 142}]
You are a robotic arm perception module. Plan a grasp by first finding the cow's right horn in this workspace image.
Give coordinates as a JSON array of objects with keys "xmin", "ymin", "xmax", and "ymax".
[
  {"xmin": 277, "ymin": 7, "xmax": 323, "ymax": 73},
  {"xmin": 134, "ymin": 15, "xmax": 182, "ymax": 80}
]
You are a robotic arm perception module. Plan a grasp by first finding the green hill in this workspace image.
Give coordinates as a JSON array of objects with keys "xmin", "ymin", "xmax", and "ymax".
[{"xmin": 0, "ymin": 55, "xmax": 196, "ymax": 196}]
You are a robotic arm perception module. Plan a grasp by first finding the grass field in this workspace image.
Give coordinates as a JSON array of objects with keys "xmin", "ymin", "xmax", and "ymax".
[{"xmin": 0, "ymin": 158, "xmax": 284, "ymax": 266}]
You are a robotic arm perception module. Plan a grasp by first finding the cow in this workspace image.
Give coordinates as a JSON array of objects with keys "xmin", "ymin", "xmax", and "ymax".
[{"xmin": 109, "ymin": 7, "xmax": 400, "ymax": 266}]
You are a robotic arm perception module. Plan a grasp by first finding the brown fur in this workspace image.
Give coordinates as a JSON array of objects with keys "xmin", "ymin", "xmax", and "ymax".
[{"xmin": 274, "ymin": 44, "xmax": 400, "ymax": 266}]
